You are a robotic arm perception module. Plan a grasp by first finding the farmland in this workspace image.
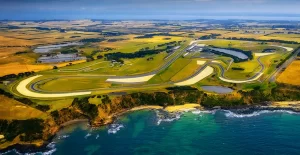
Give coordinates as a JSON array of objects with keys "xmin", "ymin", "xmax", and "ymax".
[
  {"xmin": 2, "ymin": 19, "xmax": 300, "ymax": 152},
  {"xmin": 277, "ymin": 60, "xmax": 300, "ymax": 85},
  {"xmin": 0, "ymin": 20, "xmax": 299, "ymax": 98}
]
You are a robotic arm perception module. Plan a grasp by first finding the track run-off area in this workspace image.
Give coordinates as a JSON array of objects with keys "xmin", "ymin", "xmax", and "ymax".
[{"xmin": 14, "ymin": 40, "xmax": 296, "ymax": 98}]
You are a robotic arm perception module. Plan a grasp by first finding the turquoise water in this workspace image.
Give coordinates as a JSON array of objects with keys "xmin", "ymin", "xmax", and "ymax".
[{"xmin": 5, "ymin": 109, "xmax": 300, "ymax": 155}]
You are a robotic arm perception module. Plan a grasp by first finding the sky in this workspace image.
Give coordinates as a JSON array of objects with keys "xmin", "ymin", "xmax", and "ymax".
[{"xmin": 0, "ymin": 0, "xmax": 300, "ymax": 20}]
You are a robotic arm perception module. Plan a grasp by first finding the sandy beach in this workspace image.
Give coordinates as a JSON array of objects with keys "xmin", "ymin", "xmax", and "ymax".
[
  {"xmin": 270, "ymin": 101, "xmax": 300, "ymax": 110},
  {"xmin": 125, "ymin": 104, "xmax": 202, "ymax": 114},
  {"xmin": 129, "ymin": 105, "xmax": 163, "ymax": 111},
  {"xmin": 164, "ymin": 104, "xmax": 202, "ymax": 112}
]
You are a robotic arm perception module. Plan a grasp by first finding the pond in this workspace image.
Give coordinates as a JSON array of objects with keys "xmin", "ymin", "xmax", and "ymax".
[
  {"xmin": 201, "ymin": 85, "xmax": 233, "ymax": 94},
  {"xmin": 210, "ymin": 47, "xmax": 248, "ymax": 59}
]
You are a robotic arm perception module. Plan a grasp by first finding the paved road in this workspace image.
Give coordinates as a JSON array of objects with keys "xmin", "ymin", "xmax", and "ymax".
[
  {"xmin": 269, "ymin": 47, "xmax": 300, "ymax": 82},
  {"xmin": 28, "ymin": 49, "xmax": 267, "ymax": 95},
  {"xmin": 210, "ymin": 55, "xmax": 266, "ymax": 83},
  {"xmin": 108, "ymin": 42, "xmax": 195, "ymax": 80},
  {"xmin": 19, "ymin": 41, "xmax": 296, "ymax": 96},
  {"xmin": 26, "ymin": 42, "xmax": 196, "ymax": 94}
]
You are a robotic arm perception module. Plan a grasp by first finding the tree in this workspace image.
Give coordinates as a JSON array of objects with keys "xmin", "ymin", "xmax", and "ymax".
[{"xmin": 97, "ymin": 55, "xmax": 103, "ymax": 59}]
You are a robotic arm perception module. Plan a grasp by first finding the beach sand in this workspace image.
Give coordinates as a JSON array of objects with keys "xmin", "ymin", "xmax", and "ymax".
[
  {"xmin": 130, "ymin": 106, "xmax": 163, "ymax": 111},
  {"xmin": 128, "ymin": 104, "xmax": 202, "ymax": 113},
  {"xmin": 164, "ymin": 104, "xmax": 202, "ymax": 112},
  {"xmin": 271, "ymin": 101, "xmax": 300, "ymax": 109}
]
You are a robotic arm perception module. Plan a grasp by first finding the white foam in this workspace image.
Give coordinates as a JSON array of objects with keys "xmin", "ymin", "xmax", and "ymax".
[
  {"xmin": 156, "ymin": 112, "xmax": 182, "ymax": 125},
  {"xmin": 223, "ymin": 110, "xmax": 298, "ymax": 118},
  {"xmin": 57, "ymin": 135, "xmax": 69, "ymax": 140},
  {"xmin": 2, "ymin": 142, "xmax": 57, "ymax": 155},
  {"xmin": 191, "ymin": 109, "xmax": 216, "ymax": 115},
  {"xmin": 84, "ymin": 133, "xmax": 92, "ymax": 139},
  {"xmin": 108, "ymin": 124, "xmax": 124, "ymax": 134}
]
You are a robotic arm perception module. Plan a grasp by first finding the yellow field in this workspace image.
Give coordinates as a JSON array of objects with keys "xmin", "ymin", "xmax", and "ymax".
[
  {"xmin": 259, "ymin": 34, "xmax": 300, "ymax": 43},
  {"xmin": 216, "ymin": 30, "xmax": 300, "ymax": 43},
  {"xmin": 203, "ymin": 29, "xmax": 233, "ymax": 34},
  {"xmin": 0, "ymin": 29, "xmax": 102, "ymax": 46},
  {"xmin": 0, "ymin": 35, "xmax": 34, "ymax": 46},
  {"xmin": 0, "ymin": 27, "xmax": 103, "ymax": 76},
  {"xmin": 99, "ymin": 35, "xmax": 184, "ymax": 53},
  {"xmin": 7, "ymin": 20, "xmax": 101, "ymax": 29},
  {"xmin": 0, "ymin": 63, "xmax": 51, "ymax": 76},
  {"xmin": 220, "ymin": 31, "xmax": 265, "ymax": 39},
  {"xmin": 0, "ymin": 95, "xmax": 47, "ymax": 120},
  {"xmin": 277, "ymin": 60, "xmax": 300, "ymax": 85},
  {"xmin": 0, "ymin": 47, "xmax": 30, "ymax": 57},
  {"xmin": 0, "ymin": 59, "xmax": 85, "ymax": 76}
]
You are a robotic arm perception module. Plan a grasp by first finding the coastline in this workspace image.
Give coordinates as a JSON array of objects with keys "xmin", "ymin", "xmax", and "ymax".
[{"xmin": 2, "ymin": 102, "xmax": 300, "ymax": 154}]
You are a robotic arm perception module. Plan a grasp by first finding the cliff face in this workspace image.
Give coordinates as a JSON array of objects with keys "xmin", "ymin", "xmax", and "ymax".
[{"xmin": 3, "ymin": 84, "xmax": 300, "ymax": 152}]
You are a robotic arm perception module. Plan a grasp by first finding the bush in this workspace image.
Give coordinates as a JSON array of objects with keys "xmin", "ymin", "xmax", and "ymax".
[{"xmin": 231, "ymin": 67, "xmax": 245, "ymax": 71}]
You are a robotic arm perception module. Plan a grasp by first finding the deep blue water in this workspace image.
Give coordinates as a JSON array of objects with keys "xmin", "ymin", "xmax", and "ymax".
[{"xmin": 4, "ymin": 109, "xmax": 300, "ymax": 155}]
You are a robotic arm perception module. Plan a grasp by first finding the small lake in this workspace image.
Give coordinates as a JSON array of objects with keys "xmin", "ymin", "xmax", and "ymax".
[
  {"xmin": 201, "ymin": 86, "xmax": 233, "ymax": 94},
  {"xmin": 210, "ymin": 47, "xmax": 248, "ymax": 59},
  {"xmin": 34, "ymin": 42, "xmax": 83, "ymax": 53}
]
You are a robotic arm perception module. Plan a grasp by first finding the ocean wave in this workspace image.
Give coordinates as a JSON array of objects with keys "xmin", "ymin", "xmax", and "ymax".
[
  {"xmin": 223, "ymin": 109, "xmax": 298, "ymax": 118},
  {"xmin": 107, "ymin": 124, "xmax": 124, "ymax": 134},
  {"xmin": 57, "ymin": 135, "xmax": 69, "ymax": 140},
  {"xmin": 191, "ymin": 109, "xmax": 216, "ymax": 115},
  {"xmin": 156, "ymin": 112, "xmax": 182, "ymax": 125},
  {"xmin": 84, "ymin": 133, "xmax": 92, "ymax": 139},
  {"xmin": 0, "ymin": 149, "xmax": 21, "ymax": 155},
  {"xmin": 1, "ymin": 142, "xmax": 57, "ymax": 155}
]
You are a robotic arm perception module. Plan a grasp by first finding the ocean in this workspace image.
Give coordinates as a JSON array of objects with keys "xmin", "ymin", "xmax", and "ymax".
[{"xmin": 4, "ymin": 109, "xmax": 300, "ymax": 155}]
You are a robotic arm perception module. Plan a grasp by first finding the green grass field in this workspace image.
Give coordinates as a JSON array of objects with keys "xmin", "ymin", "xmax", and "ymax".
[
  {"xmin": 38, "ymin": 77, "xmax": 110, "ymax": 92},
  {"xmin": 171, "ymin": 59, "xmax": 201, "ymax": 82},
  {"xmin": 148, "ymin": 57, "xmax": 192, "ymax": 84}
]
